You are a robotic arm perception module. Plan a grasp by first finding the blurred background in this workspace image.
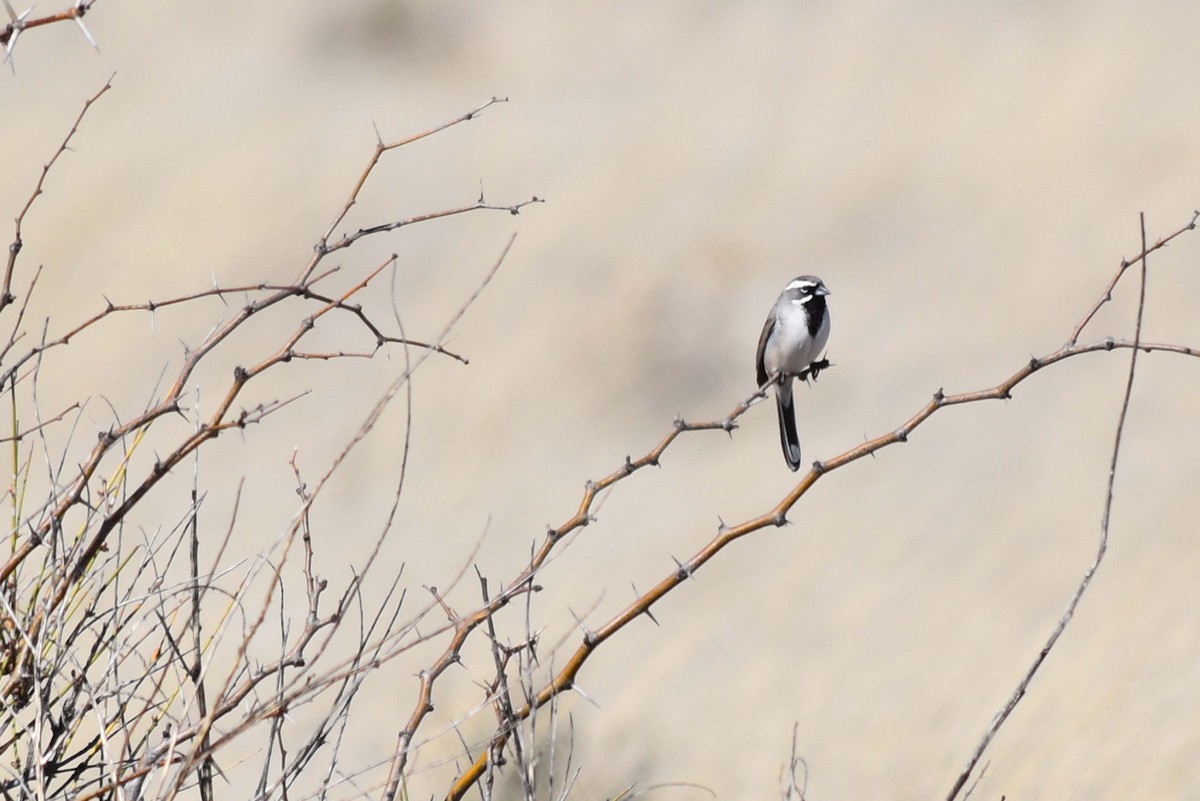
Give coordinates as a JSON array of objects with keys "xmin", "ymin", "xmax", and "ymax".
[{"xmin": 4, "ymin": 2, "xmax": 1200, "ymax": 798}]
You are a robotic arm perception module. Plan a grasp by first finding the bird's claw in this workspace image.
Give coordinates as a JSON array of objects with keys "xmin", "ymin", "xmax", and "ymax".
[{"xmin": 801, "ymin": 356, "xmax": 831, "ymax": 383}]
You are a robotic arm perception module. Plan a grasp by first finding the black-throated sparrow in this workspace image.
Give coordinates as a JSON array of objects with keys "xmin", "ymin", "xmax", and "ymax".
[{"xmin": 755, "ymin": 275, "xmax": 831, "ymax": 471}]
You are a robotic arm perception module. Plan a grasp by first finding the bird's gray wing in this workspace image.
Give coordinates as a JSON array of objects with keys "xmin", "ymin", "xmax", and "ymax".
[{"xmin": 755, "ymin": 312, "xmax": 775, "ymax": 388}]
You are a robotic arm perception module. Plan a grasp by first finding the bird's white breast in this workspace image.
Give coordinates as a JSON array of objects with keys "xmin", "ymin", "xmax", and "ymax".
[{"xmin": 764, "ymin": 299, "xmax": 830, "ymax": 376}]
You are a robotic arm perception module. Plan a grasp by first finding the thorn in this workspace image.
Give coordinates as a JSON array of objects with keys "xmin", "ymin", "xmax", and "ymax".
[
  {"xmin": 631, "ymin": 583, "xmax": 660, "ymax": 626},
  {"xmin": 571, "ymin": 684, "xmax": 600, "ymax": 708},
  {"xmin": 74, "ymin": 15, "xmax": 98, "ymax": 50},
  {"xmin": 567, "ymin": 606, "xmax": 595, "ymax": 645},
  {"xmin": 932, "ymin": 387, "xmax": 945, "ymax": 402},
  {"xmin": 3, "ymin": 3, "xmax": 31, "ymax": 72},
  {"xmin": 772, "ymin": 514, "xmax": 788, "ymax": 528},
  {"xmin": 716, "ymin": 515, "xmax": 728, "ymax": 535}
]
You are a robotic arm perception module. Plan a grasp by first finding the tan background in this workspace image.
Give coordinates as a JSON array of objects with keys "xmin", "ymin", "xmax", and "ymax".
[{"xmin": 4, "ymin": 2, "xmax": 1200, "ymax": 799}]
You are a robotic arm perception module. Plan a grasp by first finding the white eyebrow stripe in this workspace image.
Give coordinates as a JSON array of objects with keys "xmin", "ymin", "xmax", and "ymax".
[{"xmin": 786, "ymin": 278, "xmax": 819, "ymax": 291}]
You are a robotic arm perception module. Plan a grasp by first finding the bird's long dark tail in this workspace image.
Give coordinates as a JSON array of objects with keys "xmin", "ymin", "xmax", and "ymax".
[{"xmin": 775, "ymin": 382, "xmax": 802, "ymax": 471}]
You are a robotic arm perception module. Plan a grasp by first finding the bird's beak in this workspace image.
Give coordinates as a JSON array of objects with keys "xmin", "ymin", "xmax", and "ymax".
[{"xmin": 817, "ymin": 286, "xmax": 831, "ymax": 296}]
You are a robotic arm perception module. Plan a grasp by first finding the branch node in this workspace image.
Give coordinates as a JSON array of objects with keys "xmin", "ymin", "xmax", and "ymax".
[{"xmin": 895, "ymin": 429, "xmax": 908, "ymax": 443}]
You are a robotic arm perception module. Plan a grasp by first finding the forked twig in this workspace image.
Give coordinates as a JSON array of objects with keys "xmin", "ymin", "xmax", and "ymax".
[{"xmin": 944, "ymin": 213, "xmax": 1155, "ymax": 801}]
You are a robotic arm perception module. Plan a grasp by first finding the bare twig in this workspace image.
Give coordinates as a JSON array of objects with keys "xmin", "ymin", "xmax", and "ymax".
[
  {"xmin": 780, "ymin": 723, "xmax": 808, "ymax": 801},
  {"xmin": 3, "ymin": 76, "xmax": 112, "ymax": 313},
  {"xmin": 944, "ymin": 213, "xmax": 1155, "ymax": 801},
  {"xmin": 1068, "ymin": 210, "xmax": 1197, "ymax": 344}
]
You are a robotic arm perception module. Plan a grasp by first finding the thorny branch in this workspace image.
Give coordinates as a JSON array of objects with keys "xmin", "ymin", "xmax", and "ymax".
[
  {"xmin": 2, "ymin": 0, "xmax": 100, "ymax": 67},
  {"xmin": 442, "ymin": 210, "xmax": 1200, "ymax": 800}
]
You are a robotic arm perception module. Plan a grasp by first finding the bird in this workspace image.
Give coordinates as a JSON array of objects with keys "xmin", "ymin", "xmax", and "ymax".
[{"xmin": 755, "ymin": 275, "xmax": 831, "ymax": 471}]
